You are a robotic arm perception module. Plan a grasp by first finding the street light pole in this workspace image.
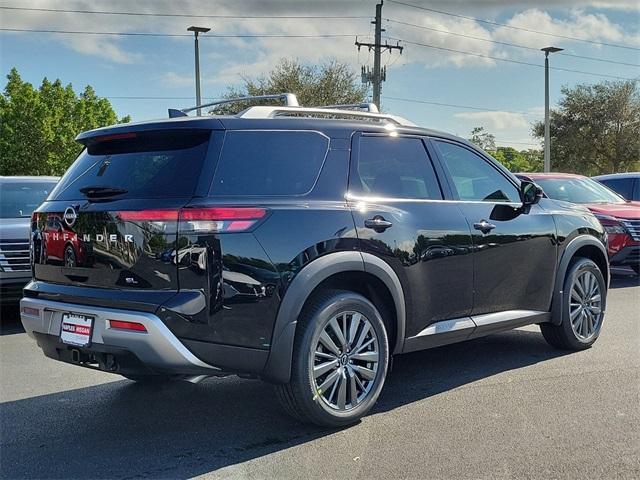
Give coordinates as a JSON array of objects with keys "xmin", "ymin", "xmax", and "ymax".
[
  {"xmin": 187, "ymin": 26, "xmax": 211, "ymax": 116},
  {"xmin": 541, "ymin": 46, "xmax": 563, "ymax": 172}
]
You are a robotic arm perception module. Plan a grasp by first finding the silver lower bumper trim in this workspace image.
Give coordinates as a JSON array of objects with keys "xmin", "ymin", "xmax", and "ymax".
[{"xmin": 20, "ymin": 297, "xmax": 220, "ymax": 374}]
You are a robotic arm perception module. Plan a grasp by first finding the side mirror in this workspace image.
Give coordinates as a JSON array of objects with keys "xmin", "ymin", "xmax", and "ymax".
[{"xmin": 520, "ymin": 180, "xmax": 543, "ymax": 206}]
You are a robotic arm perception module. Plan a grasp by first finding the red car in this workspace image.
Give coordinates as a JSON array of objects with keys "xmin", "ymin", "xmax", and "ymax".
[
  {"xmin": 518, "ymin": 173, "xmax": 640, "ymax": 275},
  {"xmin": 41, "ymin": 214, "xmax": 92, "ymax": 267}
]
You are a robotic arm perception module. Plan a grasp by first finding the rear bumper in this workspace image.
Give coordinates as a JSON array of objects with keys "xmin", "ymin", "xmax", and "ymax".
[
  {"xmin": 20, "ymin": 297, "xmax": 222, "ymax": 376},
  {"xmin": 609, "ymin": 245, "xmax": 640, "ymax": 267}
]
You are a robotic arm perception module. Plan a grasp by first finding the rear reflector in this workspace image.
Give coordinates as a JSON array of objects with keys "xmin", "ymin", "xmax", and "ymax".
[
  {"xmin": 109, "ymin": 320, "xmax": 147, "ymax": 332},
  {"xmin": 22, "ymin": 306, "xmax": 39, "ymax": 317}
]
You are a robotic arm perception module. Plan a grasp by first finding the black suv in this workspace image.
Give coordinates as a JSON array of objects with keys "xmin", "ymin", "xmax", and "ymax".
[{"xmin": 21, "ymin": 94, "xmax": 609, "ymax": 427}]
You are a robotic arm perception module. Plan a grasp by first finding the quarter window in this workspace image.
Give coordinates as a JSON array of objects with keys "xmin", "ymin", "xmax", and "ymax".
[
  {"xmin": 434, "ymin": 141, "xmax": 520, "ymax": 203},
  {"xmin": 351, "ymin": 136, "xmax": 442, "ymax": 199}
]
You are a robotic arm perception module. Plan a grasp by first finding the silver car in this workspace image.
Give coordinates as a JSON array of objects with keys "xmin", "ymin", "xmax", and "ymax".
[{"xmin": 0, "ymin": 176, "xmax": 59, "ymax": 304}]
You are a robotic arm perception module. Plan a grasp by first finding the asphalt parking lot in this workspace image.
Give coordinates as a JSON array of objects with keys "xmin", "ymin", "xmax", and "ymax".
[{"xmin": 1, "ymin": 269, "xmax": 638, "ymax": 480}]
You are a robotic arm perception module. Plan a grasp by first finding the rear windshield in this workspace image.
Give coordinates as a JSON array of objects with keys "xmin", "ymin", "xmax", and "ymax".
[
  {"xmin": 0, "ymin": 181, "xmax": 57, "ymax": 218},
  {"xmin": 50, "ymin": 130, "xmax": 211, "ymax": 200},
  {"xmin": 210, "ymin": 130, "xmax": 329, "ymax": 196}
]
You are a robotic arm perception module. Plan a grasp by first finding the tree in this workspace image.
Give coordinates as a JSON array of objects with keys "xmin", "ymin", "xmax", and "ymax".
[
  {"xmin": 533, "ymin": 80, "xmax": 640, "ymax": 175},
  {"xmin": 469, "ymin": 127, "xmax": 543, "ymax": 173},
  {"xmin": 0, "ymin": 68, "xmax": 130, "ymax": 176},
  {"xmin": 469, "ymin": 126, "xmax": 496, "ymax": 151},
  {"xmin": 214, "ymin": 58, "xmax": 367, "ymax": 114}
]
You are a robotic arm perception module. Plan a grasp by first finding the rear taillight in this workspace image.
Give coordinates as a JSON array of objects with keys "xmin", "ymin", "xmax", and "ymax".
[{"xmin": 116, "ymin": 207, "xmax": 266, "ymax": 233}]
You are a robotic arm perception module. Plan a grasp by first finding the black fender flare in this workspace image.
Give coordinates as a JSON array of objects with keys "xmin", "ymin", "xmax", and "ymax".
[
  {"xmin": 261, "ymin": 251, "xmax": 406, "ymax": 384},
  {"xmin": 550, "ymin": 234, "xmax": 609, "ymax": 326}
]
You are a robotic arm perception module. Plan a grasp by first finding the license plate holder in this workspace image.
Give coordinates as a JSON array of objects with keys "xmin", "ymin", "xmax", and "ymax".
[{"xmin": 60, "ymin": 313, "xmax": 94, "ymax": 347}]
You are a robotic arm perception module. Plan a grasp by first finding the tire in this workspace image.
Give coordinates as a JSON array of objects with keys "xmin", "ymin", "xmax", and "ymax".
[
  {"xmin": 276, "ymin": 289, "xmax": 390, "ymax": 427},
  {"xmin": 541, "ymin": 257, "xmax": 606, "ymax": 350},
  {"xmin": 122, "ymin": 374, "xmax": 173, "ymax": 384}
]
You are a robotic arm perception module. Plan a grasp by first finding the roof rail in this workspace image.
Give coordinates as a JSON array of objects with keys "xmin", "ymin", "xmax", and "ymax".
[
  {"xmin": 237, "ymin": 106, "xmax": 415, "ymax": 127},
  {"xmin": 168, "ymin": 93, "xmax": 300, "ymax": 118},
  {"xmin": 317, "ymin": 103, "xmax": 379, "ymax": 113}
]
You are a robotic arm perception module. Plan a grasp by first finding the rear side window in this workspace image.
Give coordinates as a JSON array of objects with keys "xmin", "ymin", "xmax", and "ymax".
[
  {"xmin": 210, "ymin": 130, "xmax": 329, "ymax": 196},
  {"xmin": 600, "ymin": 178, "xmax": 633, "ymax": 200},
  {"xmin": 50, "ymin": 130, "xmax": 211, "ymax": 200},
  {"xmin": 0, "ymin": 182, "xmax": 56, "ymax": 218},
  {"xmin": 351, "ymin": 136, "xmax": 442, "ymax": 199}
]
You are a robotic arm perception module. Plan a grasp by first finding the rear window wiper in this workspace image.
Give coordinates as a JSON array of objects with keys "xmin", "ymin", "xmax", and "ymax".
[{"xmin": 79, "ymin": 185, "xmax": 128, "ymax": 198}]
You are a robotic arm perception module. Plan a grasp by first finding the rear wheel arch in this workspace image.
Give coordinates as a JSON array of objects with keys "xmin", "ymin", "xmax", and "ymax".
[
  {"xmin": 262, "ymin": 251, "xmax": 405, "ymax": 383},
  {"xmin": 551, "ymin": 235, "xmax": 609, "ymax": 326}
]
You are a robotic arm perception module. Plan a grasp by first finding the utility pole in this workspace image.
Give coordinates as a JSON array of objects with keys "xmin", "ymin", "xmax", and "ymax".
[
  {"xmin": 187, "ymin": 26, "xmax": 211, "ymax": 116},
  {"xmin": 356, "ymin": 1, "xmax": 403, "ymax": 109},
  {"xmin": 541, "ymin": 46, "xmax": 563, "ymax": 172}
]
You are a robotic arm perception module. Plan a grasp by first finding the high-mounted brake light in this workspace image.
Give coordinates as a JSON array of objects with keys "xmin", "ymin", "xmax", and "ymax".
[
  {"xmin": 91, "ymin": 132, "xmax": 137, "ymax": 143},
  {"xmin": 116, "ymin": 207, "xmax": 266, "ymax": 233},
  {"xmin": 109, "ymin": 319, "xmax": 147, "ymax": 332}
]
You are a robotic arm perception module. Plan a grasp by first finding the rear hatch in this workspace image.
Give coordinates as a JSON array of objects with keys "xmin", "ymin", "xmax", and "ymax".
[{"xmin": 32, "ymin": 129, "xmax": 213, "ymax": 290}]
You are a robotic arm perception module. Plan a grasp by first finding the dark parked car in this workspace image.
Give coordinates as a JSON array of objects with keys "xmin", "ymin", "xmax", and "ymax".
[
  {"xmin": 518, "ymin": 173, "xmax": 640, "ymax": 275},
  {"xmin": 0, "ymin": 176, "xmax": 59, "ymax": 304},
  {"xmin": 21, "ymin": 95, "xmax": 609, "ymax": 426},
  {"xmin": 594, "ymin": 172, "xmax": 640, "ymax": 201}
]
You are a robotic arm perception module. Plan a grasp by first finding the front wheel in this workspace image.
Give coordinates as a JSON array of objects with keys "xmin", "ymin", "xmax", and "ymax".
[
  {"xmin": 541, "ymin": 257, "xmax": 606, "ymax": 350},
  {"xmin": 276, "ymin": 289, "xmax": 389, "ymax": 427}
]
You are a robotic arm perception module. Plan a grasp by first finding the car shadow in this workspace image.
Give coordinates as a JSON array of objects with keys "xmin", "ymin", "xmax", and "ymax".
[
  {"xmin": 609, "ymin": 268, "xmax": 640, "ymax": 289},
  {"xmin": 0, "ymin": 305, "xmax": 24, "ymax": 336},
  {"xmin": 1, "ymin": 328, "xmax": 568, "ymax": 479}
]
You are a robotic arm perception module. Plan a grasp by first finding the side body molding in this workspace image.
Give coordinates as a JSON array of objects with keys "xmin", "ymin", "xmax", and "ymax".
[
  {"xmin": 261, "ymin": 251, "xmax": 407, "ymax": 383},
  {"xmin": 550, "ymin": 234, "xmax": 609, "ymax": 326}
]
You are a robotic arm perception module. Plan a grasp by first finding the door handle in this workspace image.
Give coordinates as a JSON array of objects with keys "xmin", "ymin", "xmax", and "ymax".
[
  {"xmin": 473, "ymin": 220, "xmax": 496, "ymax": 234},
  {"xmin": 364, "ymin": 216, "xmax": 393, "ymax": 232}
]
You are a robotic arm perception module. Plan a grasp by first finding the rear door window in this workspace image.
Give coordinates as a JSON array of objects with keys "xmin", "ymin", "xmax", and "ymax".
[
  {"xmin": 210, "ymin": 130, "xmax": 329, "ymax": 196},
  {"xmin": 350, "ymin": 136, "xmax": 442, "ymax": 199},
  {"xmin": 50, "ymin": 130, "xmax": 211, "ymax": 200}
]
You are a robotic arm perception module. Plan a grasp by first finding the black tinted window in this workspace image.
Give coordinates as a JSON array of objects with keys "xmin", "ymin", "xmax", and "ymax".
[
  {"xmin": 351, "ymin": 136, "xmax": 442, "ymax": 199},
  {"xmin": 600, "ymin": 178, "xmax": 633, "ymax": 200},
  {"xmin": 0, "ymin": 182, "xmax": 57, "ymax": 218},
  {"xmin": 434, "ymin": 141, "xmax": 520, "ymax": 203},
  {"xmin": 51, "ymin": 130, "xmax": 211, "ymax": 200},
  {"xmin": 211, "ymin": 131, "xmax": 329, "ymax": 196}
]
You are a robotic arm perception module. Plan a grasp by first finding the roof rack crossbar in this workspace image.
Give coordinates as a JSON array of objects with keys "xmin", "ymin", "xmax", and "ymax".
[
  {"xmin": 317, "ymin": 103, "xmax": 379, "ymax": 113},
  {"xmin": 168, "ymin": 93, "xmax": 300, "ymax": 118}
]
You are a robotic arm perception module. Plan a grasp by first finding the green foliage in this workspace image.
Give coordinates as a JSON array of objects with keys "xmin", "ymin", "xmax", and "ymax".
[
  {"xmin": 213, "ymin": 58, "xmax": 367, "ymax": 114},
  {"xmin": 532, "ymin": 80, "xmax": 640, "ymax": 175},
  {"xmin": 468, "ymin": 127, "xmax": 543, "ymax": 173},
  {"xmin": 0, "ymin": 68, "xmax": 130, "ymax": 176}
]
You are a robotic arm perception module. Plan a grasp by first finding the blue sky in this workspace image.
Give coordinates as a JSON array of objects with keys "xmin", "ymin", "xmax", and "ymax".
[{"xmin": 1, "ymin": 0, "xmax": 639, "ymax": 148}]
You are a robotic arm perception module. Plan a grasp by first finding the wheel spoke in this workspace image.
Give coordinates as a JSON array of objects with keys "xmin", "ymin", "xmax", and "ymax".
[
  {"xmin": 336, "ymin": 370, "xmax": 347, "ymax": 409},
  {"xmin": 352, "ymin": 364, "xmax": 376, "ymax": 381},
  {"xmin": 350, "ymin": 351, "xmax": 379, "ymax": 363},
  {"xmin": 573, "ymin": 313, "xmax": 583, "ymax": 332},
  {"xmin": 347, "ymin": 313, "xmax": 361, "ymax": 347},
  {"xmin": 314, "ymin": 350, "xmax": 336, "ymax": 360},
  {"xmin": 574, "ymin": 277, "xmax": 586, "ymax": 299},
  {"xmin": 571, "ymin": 289, "xmax": 582, "ymax": 303},
  {"xmin": 319, "ymin": 330, "xmax": 341, "ymax": 356},
  {"xmin": 353, "ymin": 323, "xmax": 372, "ymax": 351},
  {"xmin": 348, "ymin": 368, "xmax": 359, "ymax": 407},
  {"xmin": 328, "ymin": 317, "xmax": 347, "ymax": 350},
  {"xmin": 317, "ymin": 369, "xmax": 340, "ymax": 394},
  {"xmin": 570, "ymin": 306, "xmax": 582, "ymax": 321},
  {"xmin": 314, "ymin": 360, "xmax": 338, "ymax": 378},
  {"xmin": 355, "ymin": 337, "xmax": 375, "ymax": 354}
]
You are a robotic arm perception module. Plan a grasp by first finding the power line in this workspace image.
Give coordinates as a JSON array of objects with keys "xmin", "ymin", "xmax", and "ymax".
[
  {"xmin": 0, "ymin": 5, "xmax": 369, "ymax": 20},
  {"xmin": 386, "ymin": 18, "xmax": 640, "ymax": 68},
  {"xmin": 384, "ymin": 96, "xmax": 541, "ymax": 117},
  {"xmin": 0, "ymin": 27, "xmax": 360, "ymax": 39},
  {"xmin": 391, "ymin": 37, "xmax": 638, "ymax": 80},
  {"xmin": 387, "ymin": 0, "xmax": 640, "ymax": 51}
]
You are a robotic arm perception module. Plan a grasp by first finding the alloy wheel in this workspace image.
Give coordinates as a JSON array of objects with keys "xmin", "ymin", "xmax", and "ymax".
[
  {"xmin": 311, "ymin": 311, "xmax": 380, "ymax": 411},
  {"xmin": 569, "ymin": 270, "xmax": 602, "ymax": 340}
]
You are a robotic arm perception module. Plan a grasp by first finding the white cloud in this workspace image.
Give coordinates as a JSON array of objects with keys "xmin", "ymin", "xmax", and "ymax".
[{"xmin": 454, "ymin": 111, "xmax": 530, "ymax": 130}]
